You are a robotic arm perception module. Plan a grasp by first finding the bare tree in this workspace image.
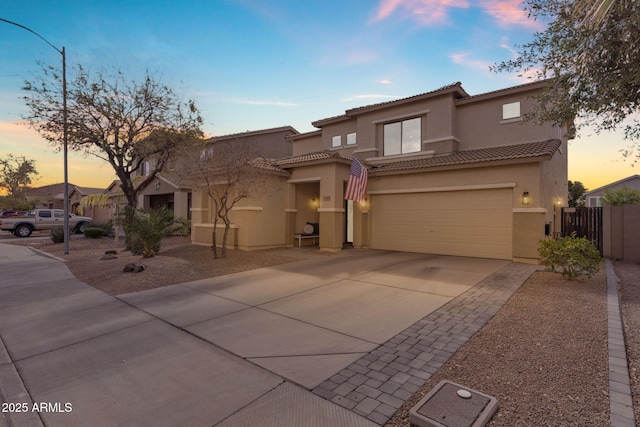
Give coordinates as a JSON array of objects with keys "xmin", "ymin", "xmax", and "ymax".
[
  {"xmin": 175, "ymin": 139, "xmax": 284, "ymax": 258},
  {"xmin": 22, "ymin": 66, "xmax": 203, "ymax": 209}
]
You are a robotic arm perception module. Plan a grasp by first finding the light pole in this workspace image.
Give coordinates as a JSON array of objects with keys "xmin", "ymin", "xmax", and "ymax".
[{"xmin": 1, "ymin": 18, "xmax": 70, "ymax": 253}]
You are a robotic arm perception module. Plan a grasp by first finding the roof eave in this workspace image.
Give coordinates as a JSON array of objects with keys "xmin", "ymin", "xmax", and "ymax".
[{"xmin": 370, "ymin": 153, "xmax": 555, "ymax": 177}]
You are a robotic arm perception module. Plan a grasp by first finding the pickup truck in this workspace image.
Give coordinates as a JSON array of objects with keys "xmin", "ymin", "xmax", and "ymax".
[{"xmin": 0, "ymin": 209, "xmax": 93, "ymax": 237}]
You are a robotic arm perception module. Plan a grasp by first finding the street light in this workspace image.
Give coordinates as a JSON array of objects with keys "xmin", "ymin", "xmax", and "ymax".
[{"xmin": 1, "ymin": 18, "xmax": 70, "ymax": 253}]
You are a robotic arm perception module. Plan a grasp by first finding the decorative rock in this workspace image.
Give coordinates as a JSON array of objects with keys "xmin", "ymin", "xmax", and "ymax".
[
  {"xmin": 123, "ymin": 263, "xmax": 136, "ymax": 272},
  {"xmin": 123, "ymin": 263, "xmax": 145, "ymax": 273}
]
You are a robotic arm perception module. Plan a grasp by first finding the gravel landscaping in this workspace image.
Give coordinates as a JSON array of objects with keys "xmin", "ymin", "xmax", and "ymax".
[{"xmin": 6, "ymin": 234, "xmax": 640, "ymax": 425}]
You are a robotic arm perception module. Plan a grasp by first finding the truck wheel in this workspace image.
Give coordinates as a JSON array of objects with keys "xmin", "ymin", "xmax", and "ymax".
[
  {"xmin": 14, "ymin": 224, "xmax": 33, "ymax": 237},
  {"xmin": 75, "ymin": 222, "xmax": 88, "ymax": 234}
]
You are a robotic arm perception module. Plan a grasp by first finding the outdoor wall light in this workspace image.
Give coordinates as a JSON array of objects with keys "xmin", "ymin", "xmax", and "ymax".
[
  {"xmin": 155, "ymin": 179, "xmax": 161, "ymax": 191},
  {"xmin": 521, "ymin": 191, "xmax": 530, "ymax": 205},
  {"xmin": 360, "ymin": 198, "xmax": 369, "ymax": 209},
  {"xmin": 311, "ymin": 198, "xmax": 319, "ymax": 208}
]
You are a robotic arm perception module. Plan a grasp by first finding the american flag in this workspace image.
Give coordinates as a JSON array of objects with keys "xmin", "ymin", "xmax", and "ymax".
[{"xmin": 345, "ymin": 156, "xmax": 368, "ymax": 202}]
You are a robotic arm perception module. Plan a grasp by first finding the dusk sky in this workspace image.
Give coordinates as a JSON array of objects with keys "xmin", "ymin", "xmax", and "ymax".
[{"xmin": 1, "ymin": 0, "xmax": 637, "ymax": 192}]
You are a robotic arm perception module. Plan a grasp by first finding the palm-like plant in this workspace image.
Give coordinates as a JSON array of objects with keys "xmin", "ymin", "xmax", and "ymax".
[
  {"xmin": 123, "ymin": 207, "xmax": 188, "ymax": 258},
  {"xmin": 573, "ymin": 0, "xmax": 617, "ymax": 27}
]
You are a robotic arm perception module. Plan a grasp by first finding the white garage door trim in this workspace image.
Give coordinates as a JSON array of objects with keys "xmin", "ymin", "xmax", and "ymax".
[
  {"xmin": 370, "ymin": 185, "xmax": 513, "ymax": 260},
  {"xmin": 367, "ymin": 182, "xmax": 516, "ymax": 195}
]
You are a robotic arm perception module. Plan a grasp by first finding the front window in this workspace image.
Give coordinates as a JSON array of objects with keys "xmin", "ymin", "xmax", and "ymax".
[
  {"xmin": 332, "ymin": 135, "xmax": 342, "ymax": 148},
  {"xmin": 502, "ymin": 101, "xmax": 521, "ymax": 120},
  {"xmin": 384, "ymin": 117, "xmax": 421, "ymax": 156}
]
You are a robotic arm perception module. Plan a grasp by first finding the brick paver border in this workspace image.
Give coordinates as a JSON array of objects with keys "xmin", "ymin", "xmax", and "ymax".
[
  {"xmin": 312, "ymin": 262, "xmax": 538, "ymax": 425},
  {"xmin": 605, "ymin": 259, "xmax": 637, "ymax": 427}
]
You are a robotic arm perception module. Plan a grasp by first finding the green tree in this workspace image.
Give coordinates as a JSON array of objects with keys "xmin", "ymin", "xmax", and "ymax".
[
  {"xmin": 21, "ymin": 66, "xmax": 203, "ymax": 210},
  {"xmin": 0, "ymin": 154, "xmax": 38, "ymax": 199},
  {"xmin": 568, "ymin": 180, "xmax": 587, "ymax": 207},
  {"xmin": 601, "ymin": 186, "xmax": 640, "ymax": 206},
  {"xmin": 493, "ymin": 0, "xmax": 640, "ymax": 152}
]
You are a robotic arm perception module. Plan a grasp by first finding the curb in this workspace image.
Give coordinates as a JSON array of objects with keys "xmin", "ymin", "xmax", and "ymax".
[{"xmin": 605, "ymin": 259, "xmax": 637, "ymax": 427}]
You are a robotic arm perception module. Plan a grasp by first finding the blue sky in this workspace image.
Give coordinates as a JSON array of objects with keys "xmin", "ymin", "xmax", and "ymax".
[{"xmin": 0, "ymin": 0, "xmax": 637, "ymax": 191}]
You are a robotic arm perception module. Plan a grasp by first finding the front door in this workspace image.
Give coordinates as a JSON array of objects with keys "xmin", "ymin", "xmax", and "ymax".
[{"xmin": 344, "ymin": 199, "xmax": 354, "ymax": 245}]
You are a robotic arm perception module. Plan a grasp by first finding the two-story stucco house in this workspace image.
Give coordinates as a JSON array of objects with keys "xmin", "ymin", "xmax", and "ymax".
[
  {"xmin": 136, "ymin": 126, "xmax": 298, "ymax": 220},
  {"xmin": 190, "ymin": 80, "xmax": 570, "ymax": 263}
]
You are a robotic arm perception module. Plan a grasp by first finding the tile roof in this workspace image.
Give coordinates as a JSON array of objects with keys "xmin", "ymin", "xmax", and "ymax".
[
  {"xmin": 249, "ymin": 157, "xmax": 291, "ymax": 173},
  {"xmin": 456, "ymin": 79, "xmax": 550, "ymax": 105},
  {"xmin": 73, "ymin": 186, "xmax": 106, "ymax": 195},
  {"xmin": 273, "ymin": 150, "xmax": 350, "ymax": 167},
  {"xmin": 207, "ymin": 126, "xmax": 299, "ymax": 142},
  {"xmin": 371, "ymin": 139, "xmax": 562, "ymax": 174},
  {"xmin": 345, "ymin": 82, "xmax": 466, "ymax": 115},
  {"xmin": 312, "ymin": 82, "xmax": 467, "ymax": 128}
]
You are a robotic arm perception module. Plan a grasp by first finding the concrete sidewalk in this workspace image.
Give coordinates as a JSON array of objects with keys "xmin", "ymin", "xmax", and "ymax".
[{"xmin": 0, "ymin": 243, "xmax": 534, "ymax": 426}]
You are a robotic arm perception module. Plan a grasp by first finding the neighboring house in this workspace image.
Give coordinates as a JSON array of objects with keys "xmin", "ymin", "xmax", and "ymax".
[
  {"xmin": 584, "ymin": 175, "xmax": 640, "ymax": 207},
  {"xmin": 72, "ymin": 180, "xmax": 127, "ymax": 224},
  {"xmin": 190, "ymin": 80, "xmax": 570, "ymax": 263},
  {"xmin": 136, "ymin": 126, "xmax": 298, "ymax": 220},
  {"xmin": 70, "ymin": 186, "xmax": 106, "ymax": 216},
  {"xmin": 26, "ymin": 182, "xmax": 77, "ymax": 209}
]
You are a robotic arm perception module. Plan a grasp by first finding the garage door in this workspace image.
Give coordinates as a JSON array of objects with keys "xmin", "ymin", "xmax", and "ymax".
[{"xmin": 370, "ymin": 189, "xmax": 512, "ymax": 259}]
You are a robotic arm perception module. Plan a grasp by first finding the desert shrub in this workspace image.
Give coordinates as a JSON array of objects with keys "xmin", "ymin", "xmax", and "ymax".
[
  {"xmin": 50, "ymin": 226, "xmax": 66, "ymax": 244},
  {"xmin": 127, "ymin": 207, "xmax": 187, "ymax": 258},
  {"xmin": 538, "ymin": 233, "xmax": 601, "ymax": 280},
  {"xmin": 88, "ymin": 221, "xmax": 112, "ymax": 236},
  {"xmin": 83, "ymin": 227, "xmax": 106, "ymax": 238}
]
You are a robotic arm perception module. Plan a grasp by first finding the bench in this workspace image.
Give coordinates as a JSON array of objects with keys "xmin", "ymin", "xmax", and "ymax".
[
  {"xmin": 295, "ymin": 222, "xmax": 319, "ymax": 247},
  {"xmin": 294, "ymin": 234, "xmax": 319, "ymax": 247}
]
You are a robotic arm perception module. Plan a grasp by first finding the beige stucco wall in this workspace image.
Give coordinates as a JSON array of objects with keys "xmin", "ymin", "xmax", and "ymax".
[
  {"xmin": 291, "ymin": 132, "xmax": 322, "ymax": 156},
  {"xmin": 455, "ymin": 90, "xmax": 558, "ymax": 149},
  {"xmin": 294, "ymin": 182, "xmax": 320, "ymax": 233},
  {"xmin": 538, "ymin": 138, "xmax": 568, "ymax": 236},
  {"xmin": 190, "ymin": 175, "xmax": 289, "ymax": 251}
]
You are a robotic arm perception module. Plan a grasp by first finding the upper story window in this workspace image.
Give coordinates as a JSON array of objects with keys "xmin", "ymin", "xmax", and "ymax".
[
  {"xmin": 347, "ymin": 132, "xmax": 357, "ymax": 146},
  {"xmin": 502, "ymin": 101, "xmax": 521, "ymax": 120},
  {"xmin": 384, "ymin": 117, "xmax": 421, "ymax": 156},
  {"xmin": 332, "ymin": 135, "xmax": 342, "ymax": 148}
]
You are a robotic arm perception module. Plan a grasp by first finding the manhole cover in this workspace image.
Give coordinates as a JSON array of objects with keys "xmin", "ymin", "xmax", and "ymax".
[{"xmin": 409, "ymin": 380, "xmax": 498, "ymax": 427}]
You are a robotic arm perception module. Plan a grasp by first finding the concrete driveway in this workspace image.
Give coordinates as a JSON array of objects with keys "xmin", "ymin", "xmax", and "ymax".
[
  {"xmin": 0, "ymin": 244, "xmax": 515, "ymax": 427},
  {"xmin": 120, "ymin": 250, "xmax": 508, "ymax": 389}
]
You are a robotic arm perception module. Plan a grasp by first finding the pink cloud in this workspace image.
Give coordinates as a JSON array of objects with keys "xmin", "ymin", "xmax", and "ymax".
[
  {"xmin": 449, "ymin": 52, "xmax": 493, "ymax": 73},
  {"xmin": 480, "ymin": 0, "xmax": 543, "ymax": 29},
  {"xmin": 373, "ymin": 0, "xmax": 470, "ymax": 25},
  {"xmin": 373, "ymin": 0, "xmax": 542, "ymax": 28}
]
